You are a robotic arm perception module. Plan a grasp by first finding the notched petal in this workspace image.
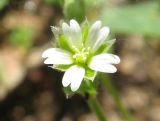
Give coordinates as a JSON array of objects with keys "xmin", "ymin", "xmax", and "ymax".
[
  {"xmin": 44, "ymin": 57, "xmax": 73, "ymax": 65},
  {"xmin": 85, "ymin": 20, "xmax": 102, "ymax": 48},
  {"xmin": 91, "ymin": 53, "xmax": 120, "ymax": 64},
  {"xmin": 62, "ymin": 22, "xmax": 71, "ymax": 37},
  {"xmin": 62, "ymin": 65, "xmax": 85, "ymax": 92},
  {"xmin": 89, "ymin": 60, "xmax": 117, "ymax": 73},
  {"xmin": 70, "ymin": 66, "xmax": 85, "ymax": 91},
  {"xmin": 92, "ymin": 26, "xmax": 110, "ymax": 50},
  {"xmin": 70, "ymin": 19, "xmax": 81, "ymax": 34},
  {"xmin": 69, "ymin": 19, "xmax": 82, "ymax": 48},
  {"xmin": 90, "ymin": 21, "xmax": 102, "ymax": 31},
  {"xmin": 42, "ymin": 48, "xmax": 73, "ymax": 65},
  {"xmin": 42, "ymin": 48, "xmax": 71, "ymax": 58}
]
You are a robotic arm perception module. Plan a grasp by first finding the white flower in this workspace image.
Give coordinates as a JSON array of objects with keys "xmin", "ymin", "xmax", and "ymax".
[{"xmin": 42, "ymin": 19, "xmax": 120, "ymax": 92}]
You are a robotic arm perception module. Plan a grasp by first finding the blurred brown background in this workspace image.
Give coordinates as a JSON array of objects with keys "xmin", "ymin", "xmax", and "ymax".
[{"xmin": 0, "ymin": 0, "xmax": 160, "ymax": 121}]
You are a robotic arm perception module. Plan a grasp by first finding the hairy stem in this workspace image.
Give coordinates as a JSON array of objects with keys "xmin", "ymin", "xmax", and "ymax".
[{"xmin": 100, "ymin": 74, "xmax": 134, "ymax": 121}]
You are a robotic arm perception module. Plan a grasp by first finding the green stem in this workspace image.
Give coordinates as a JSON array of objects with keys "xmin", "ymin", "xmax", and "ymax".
[
  {"xmin": 100, "ymin": 74, "xmax": 134, "ymax": 121},
  {"xmin": 87, "ymin": 95, "xmax": 107, "ymax": 121}
]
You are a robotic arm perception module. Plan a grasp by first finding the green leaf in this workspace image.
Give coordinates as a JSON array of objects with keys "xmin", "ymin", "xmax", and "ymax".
[{"xmin": 100, "ymin": 2, "xmax": 160, "ymax": 37}]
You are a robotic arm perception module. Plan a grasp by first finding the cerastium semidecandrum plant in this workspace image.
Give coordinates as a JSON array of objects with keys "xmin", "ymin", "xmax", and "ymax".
[{"xmin": 42, "ymin": 19, "xmax": 131, "ymax": 121}]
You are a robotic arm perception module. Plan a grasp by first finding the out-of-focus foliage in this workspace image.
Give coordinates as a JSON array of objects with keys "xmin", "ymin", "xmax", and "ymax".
[
  {"xmin": 43, "ymin": 0, "xmax": 105, "ymax": 22},
  {"xmin": 100, "ymin": 1, "xmax": 160, "ymax": 37},
  {"xmin": 84, "ymin": 0, "xmax": 105, "ymax": 10},
  {"xmin": 9, "ymin": 27, "xmax": 34, "ymax": 49},
  {"xmin": 64, "ymin": 0, "xmax": 85, "ymax": 22},
  {"xmin": 64, "ymin": 0, "xmax": 105, "ymax": 22},
  {"xmin": 43, "ymin": 0, "xmax": 64, "ymax": 7},
  {"xmin": 0, "ymin": 0, "xmax": 8, "ymax": 11}
]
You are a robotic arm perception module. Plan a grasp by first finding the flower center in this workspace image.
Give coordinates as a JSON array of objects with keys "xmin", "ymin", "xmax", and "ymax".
[{"xmin": 72, "ymin": 46, "xmax": 90, "ymax": 64}]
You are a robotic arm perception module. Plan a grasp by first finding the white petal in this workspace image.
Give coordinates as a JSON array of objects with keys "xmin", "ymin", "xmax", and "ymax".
[
  {"xmin": 62, "ymin": 22, "xmax": 74, "ymax": 48},
  {"xmin": 62, "ymin": 65, "xmax": 85, "ymax": 91},
  {"xmin": 42, "ymin": 48, "xmax": 73, "ymax": 65},
  {"xmin": 92, "ymin": 27, "xmax": 110, "ymax": 50},
  {"xmin": 62, "ymin": 69, "xmax": 71, "ymax": 87},
  {"xmin": 91, "ymin": 53, "xmax": 120, "ymax": 64},
  {"xmin": 69, "ymin": 19, "xmax": 82, "ymax": 48},
  {"xmin": 62, "ymin": 22, "xmax": 71, "ymax": 37},
  {"xmin": 62, "ymin": 20, "xmax": 82, "ymax": 49},
  {"xmin": 42, "ymin": 48, "xmax": 71, "ymax": 58},
  {"xmin": 89, "ymin": 60, "xmax": 117, "ymax": 73},
  {"xmin": 85, "ymin": 20, "xmax": 102, "ymax": 48},
  {"xmin": 91, "ymin": 21, "xmax": 102, "ymax": 29},
  {"xmin": 70, "ymin": 19, "xmax": 81, "ymax": 35},
  {"xmin": 44, "ymin": 57, "xmax": 72, "ymax": 64}
]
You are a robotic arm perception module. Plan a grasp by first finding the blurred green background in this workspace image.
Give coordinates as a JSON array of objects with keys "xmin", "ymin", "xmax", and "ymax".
[{"xmin": 0, "ymin": 0, "xmax": 160, "ymax": 121}]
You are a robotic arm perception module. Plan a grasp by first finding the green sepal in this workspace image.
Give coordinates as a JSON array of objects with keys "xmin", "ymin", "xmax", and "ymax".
[
  {"xmin": 78, "ymin": 79, "xmax": 98, "ymax": 96},
  {"xmin": 58, "ymin": 35, "xmax": 74, "ymax": 53},
  {"xmin": 63, "ymin": 75, "xmax": 99, "ymax": 97},
  {"xmin": 50, "ymin": 26, "xmax": 59, "ymax": 40},
  {"xmin": 51, "ymin": 64, "xmax": 72, "ymax": 72},
  {"xmin": 63, "ymin": 86, "xmax": 75, "ymax": 98},
  {"xmin": 95, "ymin": 39, "xmax": 116, "ymax": 54},
  {"xmin": 84, "ymin": 68, "xmax": 97, "ymax": 81},
  {"xmin": 82, "ymin": 25, "xmax": 89, "ymax": 43}
]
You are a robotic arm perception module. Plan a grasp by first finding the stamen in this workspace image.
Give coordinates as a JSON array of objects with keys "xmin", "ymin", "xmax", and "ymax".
[
  {"xmin": 73, "ymin": 55, "xmax": 77, "ymax": 58},
  {"xmin": 81, "ymin": 43, "xmax": 84, "ymax": 47},
  {"xmin": 72, "ymin": 46, "xmax": 80, "ymax": 52},
  {"xmin": 72, "ymin": 47, "xmax": 90, "ymax": 63},
  {"xmin": 83, "ymin": 56, "xmax": 87, "ymax": 60},
  {"xmin": 82, "ymin": 48, "xmax": 86, "ymax": 52},
  {"xmin": 84, "ymin": 52, "xmax": 89, "ymax": 55},
  {"xmin": 87, "ymin": 47, "xmax": 90, "ymax": 50}
]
